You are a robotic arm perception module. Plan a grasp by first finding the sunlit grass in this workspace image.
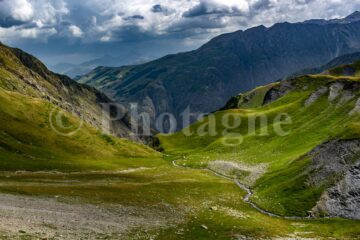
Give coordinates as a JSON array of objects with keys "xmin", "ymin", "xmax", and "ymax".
[{"xmin": 158, "ymin": 75, "xmax": 360, "ymax": 217}]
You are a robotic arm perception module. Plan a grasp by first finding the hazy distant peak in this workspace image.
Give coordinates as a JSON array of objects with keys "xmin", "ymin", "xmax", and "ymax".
[
  {"xmin": 305, "ymin": 11, "xmax": 360, "ymax": 25},
  {"xmin": 345, "ymin": 11, "xmax": 360, "ymax": 21}
]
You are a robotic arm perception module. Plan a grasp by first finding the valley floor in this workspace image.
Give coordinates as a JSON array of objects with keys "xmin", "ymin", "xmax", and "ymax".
[
  {"xmin": 0, "ymin": 160, "xmax": 360, "ymax": 240},
  {"xmin": 0, "ymin": 193, "xmax": 176, "ymax": 239}
]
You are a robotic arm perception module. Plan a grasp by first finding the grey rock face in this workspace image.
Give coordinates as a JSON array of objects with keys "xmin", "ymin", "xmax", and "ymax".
[
  {"xmin": 337, "ymin": 90, "xmax": 355, "ymax": 106},
  {"xmin": 300, "ymin": 80, "xmax": 360, "ymax": 110},
  {"xmin": 314, "ymin": 163, "xmax": 360, "ymax": 219},
  {"xmin": 305, "ymin": 87, "xmax": 328, "ymax": 106},
  {"xmin": 350, "ymin": 98, "xmax": 360, "ymax": 116},
  {"xmin": 308, "ymin": 139, "xmax": 360, "ymax": 219},
  {"xmin": 263, "ymin": 80, "xmax": 295, "ymax": 105},
  {"xmin": 307, "ymin": 140, "xmax": 360, "ymax": 186},
  {"xmin": 328, "ymin": 83, "xmax": 344, "ymax": 102}
]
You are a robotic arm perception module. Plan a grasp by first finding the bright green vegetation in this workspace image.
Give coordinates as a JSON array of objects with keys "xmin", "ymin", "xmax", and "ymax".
[
  {"xmin": 0, "ymin": 88, "xmax": 161, "ymax": 171},
  {"xmin": 158, "ymin": 69, "xmax": 360, "ymax": 219},
  {"xmin": 0, "ymin": 41, "xmax": 161, "ymax": 172},
  {"xmin": 2, "ymin": 165, "xmax": 360, "ymax": 239},
  {"xmin": 1, "ymin": 40, "xmax": 360, "ymax": 239},
  {"xmin": 0, "ymin": 42, "xmax": 159, "ymax": 172},
  {"xmin": 2, "ymin": 72, "xmax": 360, "ymax": 239}
]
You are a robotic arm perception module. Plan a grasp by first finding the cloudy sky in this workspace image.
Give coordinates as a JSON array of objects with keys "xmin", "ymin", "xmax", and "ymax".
[{"xmin": 0, "ymin": 0, "xmax": 360, "ymax": 68}]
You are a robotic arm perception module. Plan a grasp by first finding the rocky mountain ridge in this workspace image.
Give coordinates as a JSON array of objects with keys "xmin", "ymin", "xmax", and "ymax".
[{"xmin": 78, "ymin": 12, "xmax": 360, "ymax": 130}]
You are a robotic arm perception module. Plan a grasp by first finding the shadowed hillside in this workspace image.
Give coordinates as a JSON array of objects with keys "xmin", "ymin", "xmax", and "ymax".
[{"xmin": 78, "ymin": 12, "xmax": 360, "ymax": 129}]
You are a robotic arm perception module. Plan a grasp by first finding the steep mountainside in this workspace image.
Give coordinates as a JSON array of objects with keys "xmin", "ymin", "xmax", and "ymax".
[
  {"xmin": 0, "ymin": 43, "xmax": 161, "ymax": 171},
  {"xmin": 0, "ymin": 42, "xmax": 142, "ymax": 141},
  {"xmin": 289, "ymin": 51, "xmax": 360, "ymax": 78},
  {"xmin": 158, "ymin": 60, "xmax": 360, "ymax": 219},
  {"xmin": 79, "ymin": 12, "xmax": 360, "ymax": 129}
]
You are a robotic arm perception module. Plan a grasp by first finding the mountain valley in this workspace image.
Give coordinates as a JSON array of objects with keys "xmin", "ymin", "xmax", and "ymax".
[{"xmin": 2, "ymin": 9, "xmax": 360, "ymax": 240}]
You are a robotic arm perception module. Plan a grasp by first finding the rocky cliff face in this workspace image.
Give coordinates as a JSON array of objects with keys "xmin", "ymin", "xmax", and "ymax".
[
  {"xmin": 0, "ymin": 43, "xmax": 140, "ymax": 142},
  {"xmin": 78, "ymin": 12, "xmax": 360, "ymax": 130},
  {"xmin": 309, "ymin": 140, "xmax": 360, "ymax": 219},
  {"xmin": 314, "ymin": 163, "xmax": 360, "ymax": 219}
]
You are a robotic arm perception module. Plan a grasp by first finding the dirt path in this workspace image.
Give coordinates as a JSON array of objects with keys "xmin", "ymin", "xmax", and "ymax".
[{"xmin": 172, "ymin": 160, "xmax": 311, "ymax": 220}]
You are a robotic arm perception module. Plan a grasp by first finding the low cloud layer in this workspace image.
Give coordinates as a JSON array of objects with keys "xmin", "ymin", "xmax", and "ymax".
[{"xmin": 0, "ymin": 0, "xmax": 359, "ymax": 66}]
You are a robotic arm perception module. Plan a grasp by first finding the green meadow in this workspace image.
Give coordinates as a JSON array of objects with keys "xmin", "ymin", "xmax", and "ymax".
[{"xmin": 1, "ymin": 49, "xmax": 360, "ymax": 238}]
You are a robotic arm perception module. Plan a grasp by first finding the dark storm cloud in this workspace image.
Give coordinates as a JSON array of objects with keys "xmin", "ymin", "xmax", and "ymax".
[
  {"xmin": 168, "ymin": 15, "xmax": 229, "ymax": 34},
  {"xmin": 0, "ymin": 16, "xmax": 26, "ymax": 28},
  {"xmin": 0, "ymin": 0, "xmax": 359, "ymax": 68},
  {"xmin": 151, "ymin": 4, "xmax": 173, "ymax": 16},
  {"xmin": 151, "ymin": 4, "xmax": 163, "ymax": 13},
  {"xmin": 183, "ymin": 1, "xmax": 245, "ymax": 18},
  {"xmin": 251, "ymin": 0, "xmax": 271, "ymax": 11},
  {"xmin": 295, "ymin": 0, "xmax": 316, "ymax": 4},
  {"xmin": 183, "ymin": 2, "xmax": 220, "ymax": 17},
  {"xmin": 124, "ymin": 15, "xmax": 145, "ymax": 20}
]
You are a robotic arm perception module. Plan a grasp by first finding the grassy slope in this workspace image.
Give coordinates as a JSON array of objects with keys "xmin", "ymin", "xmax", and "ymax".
[
  {"xmin": 0, "ymin": 88, "xmax": 162, "ymax": 172},
  {"xmin": 0, "ymin": 42, "xmax": 162, "ymax": 172},
  {"xmin": 1, "ymin": 72, "xmax": 359, "ymax": 239},
  {"xmin": 1, "ymin": 42, "xmax": 360, "ymax": 238},
  {"xmin": 0, "ymin": 42, "xmax": 139, "ymax": 142},
  {"xmin": 158, "ymin": 72, "xmax": 360, "ymax": 217}
]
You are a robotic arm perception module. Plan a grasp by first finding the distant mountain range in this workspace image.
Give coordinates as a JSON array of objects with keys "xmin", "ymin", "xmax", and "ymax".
[
  {"xmin": 50, "ymin": 54, "xmax": 153, "ymax": 79},
  {"xmin": 304, "ymin": 11, "xmax": 360, "ymax": 25},
  {"xmin": 78, "ymin": 11, "xmax": 360, "ymax": 130}
]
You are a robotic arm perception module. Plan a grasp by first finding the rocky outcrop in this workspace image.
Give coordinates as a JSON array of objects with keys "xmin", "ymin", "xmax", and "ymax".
[
  {"xmin": 314, "ymin": 163, "xmax": 360, "ymax": 219},
  {"xmin": 304, "ymin": 86, "xmax": 328, "ymax": 106},
  {"xmin": 307, "ymin": 139, "xmax": 360, "ymax": 219},
  {"xmin": 307, "ymin": 139, "xmax": 360, "ymax": 186},
  {"xmin": 350, "ymin": 98, "xmax": 360, "ymax": 115},
  {"xmin": 337, "ymin": 90, "xmax": 355, "ymax": 106},
  {"xmin": 301, "ymin": 78, "xmax": 360, "ymax": 109},
  {"xmin": 263, "ymin": 80, "xmax": 295, "ymax": 105},
  {"xmin": 328, "ymin": 82, "xmax": 344, "ymax": 102},
  {"xmin": 225, "ymin": 72, "xmax": 360, "ymax": 111},
  {"xmin": 221, "ymin": 83, "xmax": 277, "ymax": 110}
]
